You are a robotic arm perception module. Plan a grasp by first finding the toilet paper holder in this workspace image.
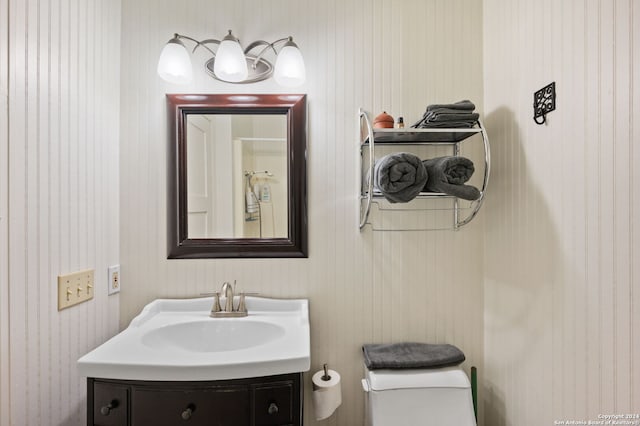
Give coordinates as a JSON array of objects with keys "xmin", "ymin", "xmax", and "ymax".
[
  {"xmin": 312, "ymin": 363, "xmax": 342, "ymax": 420},
  {"xmin": 321, "ymin": 363, "xmax": 331, "ymax": 381}
]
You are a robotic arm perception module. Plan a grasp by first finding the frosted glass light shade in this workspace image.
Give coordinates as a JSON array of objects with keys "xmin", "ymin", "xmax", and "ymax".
[
  {"xmin": 213, "ymin": 32, "xmax": 248, "ymax": 83},
  {"xmin": 157, "ymin": 38, "xmax": 193, "ymax": 85},
  {"xmin": 273, "ymin": 40, "xmax": 305, "ymax": 87}
]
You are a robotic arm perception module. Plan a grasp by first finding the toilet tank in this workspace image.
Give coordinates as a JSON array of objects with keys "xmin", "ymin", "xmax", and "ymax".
[{"xmin": 362, "ymin": 367, "xmax": 476, "ymax": 426}]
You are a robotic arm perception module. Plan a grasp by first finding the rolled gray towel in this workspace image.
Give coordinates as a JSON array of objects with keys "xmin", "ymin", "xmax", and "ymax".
[
  {"xmin": 362, "ymin": 342, "xmax": 466, "ymax": 370},
  {"xmin": 422, "ymin": 156, "xmax": 481, "ymax": 201},
  {"xmin": 372, "ymin": 152, "xmax": 428, "ymax": 203}
]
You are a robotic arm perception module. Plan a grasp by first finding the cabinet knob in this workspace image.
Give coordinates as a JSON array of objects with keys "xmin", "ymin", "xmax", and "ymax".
[
  {"xmin": 267, "ymin": 402, "xmax": 279, "ymax": 415},
  {"xmin": 181, "ymin": 404, "xmax": 195, "ymax": 420},
  {"xmin": 100, "ymin": 400, "xmax": 118, "ymax": 416}
]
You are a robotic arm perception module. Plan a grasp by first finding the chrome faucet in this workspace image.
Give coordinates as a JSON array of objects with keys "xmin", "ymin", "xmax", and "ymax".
[
  {"xmin": 210, "ymin": 280, "xmax": 249, "ymax": 318},
  {"xmin": 221, "ymin": 281, "xmax": 234, "ymax": 312}
]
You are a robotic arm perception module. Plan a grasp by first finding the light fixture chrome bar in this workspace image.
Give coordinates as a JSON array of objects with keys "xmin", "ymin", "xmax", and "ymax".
[
  {"xmin": 247, "ymin": 37, "xmax": 291, "ymax": 69},
  {"xmin": 192, "ymin": 39, "xmax": 220, "ymax": 57},
  {"xmin": 171, "ymin": 34, "xmax": 219, "ymax": 57},
  {"xmin": 157, "ymin": 31, "xmax": 305, "ymax": 86},
  {"xmin": 244, "ymin": 40, "xmax": 278, "ymax": 57}
]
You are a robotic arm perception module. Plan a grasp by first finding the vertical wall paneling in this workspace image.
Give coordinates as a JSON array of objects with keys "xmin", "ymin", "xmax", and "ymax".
[
  {"xmin": 119, "ymin": 1, "xmax": 484, "ymax": 425},
  {"xmin": 483, "ymin": 0, "xmax": 639, "ymax": 424},
  {"xmin": 0, "ymin": 0, "xmax": 9, "ymax": 421},
  {"xmin": 5, "ymin": 0, "xmax": 121, "ymax": 424},
  {"xmin": 8, "ymin": 0, "xmax": 30, "ymax": 420},
  {"xmin": 612, "ymin": 0, "xmax": 633, "ymax": 410},
  {"xmin": 633, "ymin": 0, "xmax": 640, "ymax": 408}
]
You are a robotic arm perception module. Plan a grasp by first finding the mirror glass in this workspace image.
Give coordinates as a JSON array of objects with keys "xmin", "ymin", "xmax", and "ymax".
[
  {"xmin": 186, "ymin": 114, "xmax": 288, "ymax": 239},
  {"xmin": 167, "ymin": 94, "xmax": 307, "ymax": 258}
]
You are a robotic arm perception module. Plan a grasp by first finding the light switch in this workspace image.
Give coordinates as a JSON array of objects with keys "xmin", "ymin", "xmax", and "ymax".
[{"xmin": 58, "ymin": 269, "xmax": 94, "ymax": 310}]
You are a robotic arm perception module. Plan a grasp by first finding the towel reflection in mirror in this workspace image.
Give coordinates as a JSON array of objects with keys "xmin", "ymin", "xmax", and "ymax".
[{"xmin": 185, "ymin": 114, "xmax": 288, "ymax": 239}]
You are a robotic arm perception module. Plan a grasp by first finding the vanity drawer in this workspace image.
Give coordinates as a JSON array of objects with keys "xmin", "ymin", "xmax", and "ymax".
[
  {"xmin": 87, "ymin": 373, "xmax": 302, "ymax": 426},
  {"xmin": 253, "ymin": 382, "xmax": 294, "ymax": 426},
  {"xmin": 131, "ymin": 386, "xmax": 250, "ymax": 426},
  {"xmin": 91, "ymin": 382, "xmax": 128, "ymax": 426}
]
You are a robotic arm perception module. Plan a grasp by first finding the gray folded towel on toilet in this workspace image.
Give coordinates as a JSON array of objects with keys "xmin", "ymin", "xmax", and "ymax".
[
  {"xmin": 372, "ymin": 152, "xmax": 428, "ymax": 203},
  {"xmin": 362, "ymin": 342, "xmax": 466, "ymax": 370},
  {"xmin": 422, "ymin": 156, "xmax": 481, "ymax": 201}
]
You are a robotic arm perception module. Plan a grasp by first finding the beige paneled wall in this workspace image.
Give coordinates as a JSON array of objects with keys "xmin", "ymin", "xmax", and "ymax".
[
  {"xmin": 120, "ymin": 1, "xmax": 485, "ymax": 425},
  {"xmin": 3, "ymin": 0, "xmax": 121, "ymax": 424},
  {"xmin": 1, "ymin": 0, "xmax": 9, "ymax": 422},
  {"xmin": 483, "ymin": 1, "xmax": 640, "ymax": 424}
]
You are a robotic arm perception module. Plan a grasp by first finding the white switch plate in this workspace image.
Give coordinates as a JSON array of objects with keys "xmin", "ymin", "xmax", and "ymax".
[{"xmin": 108, "ymin": 265, "xmax": 120, "ymax": 295}]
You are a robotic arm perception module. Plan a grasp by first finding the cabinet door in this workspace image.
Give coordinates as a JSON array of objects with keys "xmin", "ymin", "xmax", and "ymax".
[
  {"xmin": 254, "ymin": 383, "xmax": 294, "ymax": 426},
  {"xmin": 131, "ymin": 387, "xmax": 250, "ymax": 426},
  {"xmin": 92, "ymin": 382, "xmax": 128, "ymax": 426}
]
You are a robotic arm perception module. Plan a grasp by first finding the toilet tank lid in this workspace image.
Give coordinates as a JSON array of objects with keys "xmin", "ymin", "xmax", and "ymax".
[{"xmin": 365, "ymin": 366, "xmax": 471, "ymax": 391}]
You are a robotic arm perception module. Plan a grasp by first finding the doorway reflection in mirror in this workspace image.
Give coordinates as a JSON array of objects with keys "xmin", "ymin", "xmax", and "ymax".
[{"xmin": 186, "ymin": 114, "xmax": 288, "ymax": 239}]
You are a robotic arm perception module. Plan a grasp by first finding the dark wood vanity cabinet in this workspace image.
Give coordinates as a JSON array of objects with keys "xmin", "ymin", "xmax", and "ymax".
[{"xmin": 87, "ymin": 373, "xmax": 302, "ymax": 426}]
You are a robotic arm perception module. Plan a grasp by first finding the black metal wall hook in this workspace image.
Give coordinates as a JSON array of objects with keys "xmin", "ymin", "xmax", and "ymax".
[{"xmin": 533, "ymin": 81, "xmax": 556, "ymax": 125}]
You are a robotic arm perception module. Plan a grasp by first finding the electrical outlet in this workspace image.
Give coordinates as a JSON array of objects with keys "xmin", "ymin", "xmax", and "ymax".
[
  {"xmin": 58, "ymin": 269, "xmax": 94, "ymax": 310},
  {"xmin": 108, "ymin": 265, "xmax": 120, "ymax": 295}
]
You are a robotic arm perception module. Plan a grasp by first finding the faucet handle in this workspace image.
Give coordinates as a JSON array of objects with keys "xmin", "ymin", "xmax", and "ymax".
[
  {"xmin": 208, "ymin": 292, "xmax": 223, "ymax": 318},
  {"xmin": 200, "ymin": 291, "xmax": 222, "ymax": 313},
  {"xmin": 236, "ymin": 292, "xmax": 259, "ymax": 314},
  {"xmin": 237, "ymin": 293, "xmax": 246, "ymax": 313},
  {"xmin": 211, "ymin": 292, "xmax": 221, "ymax": 313}
]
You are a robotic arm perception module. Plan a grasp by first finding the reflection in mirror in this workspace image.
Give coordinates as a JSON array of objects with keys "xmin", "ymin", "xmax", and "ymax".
[
  {"xmin": 186, "ymin": 114, "xmax": 288, "ymax": 239},
  {"xmin": 167, "ymin": 93, "xmax": 307, "ymax": 259}
]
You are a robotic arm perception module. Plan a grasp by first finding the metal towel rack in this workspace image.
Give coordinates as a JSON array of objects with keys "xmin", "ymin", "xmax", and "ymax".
[{"xmin": 358, "ymin": 108, "xmax": 490, "ymax": 231}]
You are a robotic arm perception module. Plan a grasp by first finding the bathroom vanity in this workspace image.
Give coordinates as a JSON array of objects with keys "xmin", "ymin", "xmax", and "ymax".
[
  {"xmin": 88, "ymin": 373, "xmax": 302, "ymax": 426},
  {"xmin": 78, "ymin": 296, "xmax": 310, "ymax": 426}
]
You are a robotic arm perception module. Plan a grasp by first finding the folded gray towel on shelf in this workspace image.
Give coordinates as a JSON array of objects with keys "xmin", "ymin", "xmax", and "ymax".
[
  {"xmin": 411, "ymin": 100, "xmax": 479, "ymax": 128},
  {"xmin": 425, "ymin": 100, "xmax": 476, "ymax": 111},
  {"xmin": 416, "ymin": 120, "xmax": 478, "ymax": 129},
  {"xmin": 424, "ymin": 112, "xmax": 480, "ymax": 123},
  {"xmin": 422, "ymin": 156, "xmax": 481, "ymax": 200},
  {"xmin": 413, "ymin": 112, "xmax": 479, "ymax": 128},
  {"xmin": 362, "ymin": 342, "xmax": 466, "ymax": 370},
  {"xmin": 425, "ymin": 107, "xmax": 476, "ymax": 115},
  {"xmin": 372, "ymin": 152, "xmax": 428, "ymax": 203}
]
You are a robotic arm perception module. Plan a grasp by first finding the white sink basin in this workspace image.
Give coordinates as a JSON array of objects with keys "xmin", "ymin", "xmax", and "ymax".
[
  {"xmin": 77, "ymin": 296, "xmax": 310, "ymax": 381},
  {"xmin": 141, "ymin": 320, "xmax": 286, "ymax": 352}
]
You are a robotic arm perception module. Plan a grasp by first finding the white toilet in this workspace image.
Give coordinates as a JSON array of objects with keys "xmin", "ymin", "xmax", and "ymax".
[{"xmin": 362, "ymin": 366, "xmax": 476, "ymax": 426}]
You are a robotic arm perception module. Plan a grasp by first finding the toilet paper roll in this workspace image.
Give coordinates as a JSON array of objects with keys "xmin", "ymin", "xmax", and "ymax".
[{"xmin": 312, "ymin": 369, "xmax": 342, "ymax": 421}]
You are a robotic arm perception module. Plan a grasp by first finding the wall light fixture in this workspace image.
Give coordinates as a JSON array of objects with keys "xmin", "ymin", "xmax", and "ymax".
[{"xmin": 157, "ymin": 30, "xmax": 306, "ymax": 87}]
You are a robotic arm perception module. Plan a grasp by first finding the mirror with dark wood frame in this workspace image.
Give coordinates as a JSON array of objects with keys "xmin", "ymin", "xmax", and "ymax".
[{"xmin": 167, "ymin": 94, "xmax": 307, "ymax": 258}]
